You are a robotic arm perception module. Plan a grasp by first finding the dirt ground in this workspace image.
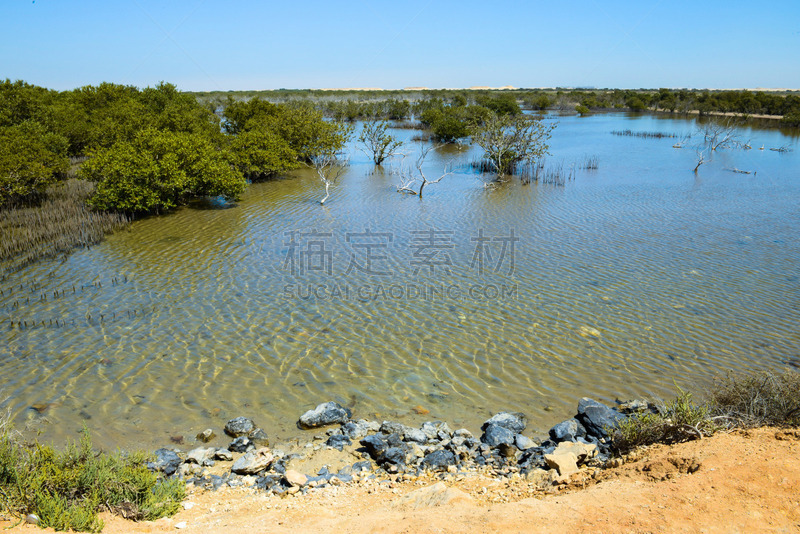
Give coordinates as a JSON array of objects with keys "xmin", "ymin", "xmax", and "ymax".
[{"xmin": 4, "ymin": 427, "xmax": 799, "ymax": 533}]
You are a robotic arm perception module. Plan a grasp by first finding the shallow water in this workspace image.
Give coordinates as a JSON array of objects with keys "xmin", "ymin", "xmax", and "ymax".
[{"xmin": 1, "ymin": 113, "xmax": 799, "ymax": 450}]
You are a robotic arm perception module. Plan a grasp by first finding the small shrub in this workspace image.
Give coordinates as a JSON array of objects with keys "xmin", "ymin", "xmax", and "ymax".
[
  {"xmin": 709, "ymin": 370, "xmax": 800, "ymax": 427},
  {"xmin": 0, "ymin": 426, "xmax": 184, "ymax": 532},
  {"xmin": 611, "ymin": 390, "xmax": 717, "ymax": 453}
]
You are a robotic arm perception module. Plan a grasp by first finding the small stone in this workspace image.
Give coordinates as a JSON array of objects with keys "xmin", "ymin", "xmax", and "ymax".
[
  {"xmin": 196, "ymin": 429, "xmax": 216, "ymax": 443},
  {"xmin": 228, "ymin": 436, "xmax": 254, "ymax": 453},
  {"xmin": 326, "ymin": 434, "xmax": 352, "ymax": 451},
  {"xmin": 186, "ymin": 447, "xmax": 214, "ymax": 465},
  {"xmin": 404, "ymin": 428, "xmax": 428, "ymax": 444},
  {"xmin": 549, "ymin": 419, "xmax": 586, "ymax": 443},
  {"xmin": 421, "ymin": 450, "xmax": 456, "ymax": 472},
  {"xmin": 249, "ymin": 428, "xmax": 270, "ymax": 447},
  {"xmin": 284, "ymin": 469, "xmax": 308, "ymax": 487},
  {"xmin": 412, "ymin": 405, "xmax": 430, "ymax": 415},
  {"xmin": 25, "ymin": 514, "xmax": 39, "ymax": 525},
  {"xmin": 175, "ymin": 521, "xmax": 187, "ymax": 529},
  {"xmin": 182, "ymin": 502, "xmax": 195, "ymax": 510},
  {"xmin": 231, "ymin": 448, "xmax": 274, "ymax": 475},
  {"xmin": 515, "ymin": 434, "xmax": 537, "ymax": 450},
  {"xmin": 224, "ymin": 417, "xmax": 256, "ymax": 438},
  {"xmin": 408, "ymin": 442, "xmax": 425, "ymax": 459},
  {"xmin": 147, "ymin": 448, "xmax": 182, "ymax": 476},
  {"xmin": 298, "ymin": 402, "xmax": 352, "ymax": 429},
  {"xmin": 341, "ymin": 420, "xmax": 380, "ymax": 440},
  {"xmin": 214, "ymin": 448, "xmax": 233, "ymax": 461}
]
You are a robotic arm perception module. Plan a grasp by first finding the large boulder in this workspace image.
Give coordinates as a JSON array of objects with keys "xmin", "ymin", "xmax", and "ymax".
[
  {"xmin": 298, "ymin": 402, "xmax": 352, "ymax": 429},
  {"xmin": 576, "ymin": 398, "xmax": 625, "ymax": 439}
]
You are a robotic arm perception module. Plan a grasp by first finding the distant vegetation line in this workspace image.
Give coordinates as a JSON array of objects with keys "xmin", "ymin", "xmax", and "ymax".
[{"xmin": 189, "ymin": 87, "xmax": 800, "ymax": 126}]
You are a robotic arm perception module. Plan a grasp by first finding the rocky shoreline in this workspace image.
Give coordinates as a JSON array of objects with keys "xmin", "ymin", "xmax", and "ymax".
[{"xmin": 146, "ymin": 396, "xmax": 653, "ymax": 496}]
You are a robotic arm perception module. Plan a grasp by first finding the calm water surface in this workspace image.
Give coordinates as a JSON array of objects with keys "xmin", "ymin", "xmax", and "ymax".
[{"xmin": 1, "ymin": 113, "xmax": 799, "ymax": 450}]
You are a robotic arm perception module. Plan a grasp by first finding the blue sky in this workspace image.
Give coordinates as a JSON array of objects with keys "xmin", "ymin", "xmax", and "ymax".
[{"xmin": 3, "ymin": 0, "xmax": 799, "ymax": 91}]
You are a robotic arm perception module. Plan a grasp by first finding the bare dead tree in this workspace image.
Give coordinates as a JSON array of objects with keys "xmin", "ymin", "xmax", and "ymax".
[
  {"xmin": 358, "ymin": 120, "xmax": 404, "ymax": 165},
  {"xmin": 699, "ymin": 120, "xmax": 740, "ymax": 152},
  {"xmin": 312, "ymin": 153, "xmax": 349, "ymax": 205},
  {"xmin": 694, "ymin": 150, "xmax": 706, "ymax": 174},
  {"xmin": 393, "ymin": 145, "xmax": 452, "ymax": 199}
]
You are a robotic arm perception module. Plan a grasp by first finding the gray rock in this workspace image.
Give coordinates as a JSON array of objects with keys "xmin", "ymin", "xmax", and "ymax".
[
  {"xmin": 404, "ymin": 428, "xmax": 428, "ymax": 444},
  {"xmin": 360, "ymin": 434, "xmax": 388, "ymax": 460},
  {"xmin": 196, "ymin": 429, "xmax": 216, "ymax": 443},
  {"xmin": 326, "ymin": 434, "xmax": 352, "ymax": 451},
  {"xmin": 352, "ymin": 460, "xmax": 373, "ymax": 472},
  {"xmin": 481, "ymin": 412, "xmax": 527, "ymax": 434},
  {"xmin": 450, "ymin": 435, "xmax": 466, "ymax": 448},
  {"xmin": 224, "ymin": 417, "xmax": 256, "ymax": 438},
  {"xmin": 421, "ymin": 450, "xmax": 456, "ymax": 471},
  {"xmin": 186, "ymin": 447, "xmax": 215, "ymax": 465},
  {"xmin": 148, "ymin": 448, "xmax": 182, "ymax": 476},
  {"xmin": 420, "ymin": 421, "xmax": 453, "ymax": 441},
  {"xmin": 298, "ymin": 402, "xmax": 352, "ymax": 429},
  {"xmin": 382, "ymin": 447, "xmax": 407, "ymax": 467},
  {"xmin": 480, "ymin": 423, "xmax": 516, "ymax": 448},
  {"xmin": 249, "ymin": 428, "xmax": 269, "ymax": 447},
  {"xmin": 341, "ymin": 420, "xmax": 380, "ymax": 440},
  {"xmin": 576, "ymin": 398, "xmax": 625, "ymax": 439},
  {"xmin": 617, "ymin": 399, "xmax": 656, "ymax": 414},
  {"xmin": 549, "ymin": 419, "xmax": 586, "ymax": 442},
  {"xmin": 231, "ymin": 448, "xmax": 274, "ymax": 475},
  {"xmin": 515, "ymin": 434, "xmax": 537, "ymax": 450},
  {"xmin": 228, "ymin": 436, "xmax": 254, "ymax": 453},
  {"xmin": 214, "ymin": 448, "xmax": 233, "ymax": 461},
  {"xmin": 454, "ymin": 428, "xmax": 473, "ymax": 439},
  {"xmin": 380, "ymin": 421, "xmax": 408, "ymax": 435}
]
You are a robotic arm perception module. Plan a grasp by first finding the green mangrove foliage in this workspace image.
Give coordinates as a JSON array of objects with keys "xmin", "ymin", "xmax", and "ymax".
[
  {"xmin": 0, "ymin": 426, "xmax": 185, "ymax": 532},
  {"xmin": 222, "ymin": 98, "xmax": 349, "ymax": 163},
  {"xmin": 472, "ymin": 114, "xmax": 556, "ymax": 177},
  {"xmin": 0, "ymin": 122, "xmax": 69, "ymax": 203},
  {"xmin": 80, "ymin": 128, "xmax": 247, "ymax": 213}
]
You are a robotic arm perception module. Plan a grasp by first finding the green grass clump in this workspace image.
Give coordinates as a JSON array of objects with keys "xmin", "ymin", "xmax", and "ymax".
[{"xmin": 0, "ymin": 424, "xmax": 184, "ymax": 532}]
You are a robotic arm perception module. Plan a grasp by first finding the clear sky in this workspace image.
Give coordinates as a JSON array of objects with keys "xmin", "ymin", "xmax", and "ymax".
[{"xmin": 3, "ymin": 0, "xmax": 799, "ymax": 91}]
